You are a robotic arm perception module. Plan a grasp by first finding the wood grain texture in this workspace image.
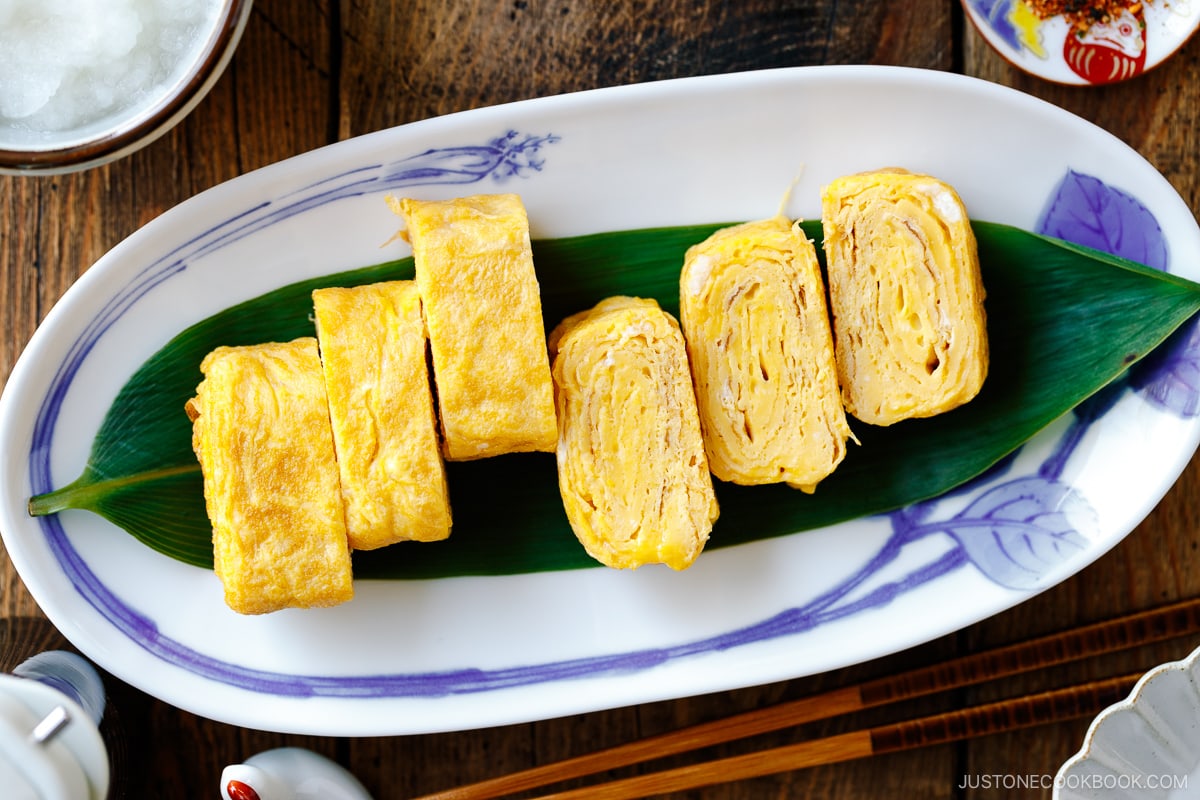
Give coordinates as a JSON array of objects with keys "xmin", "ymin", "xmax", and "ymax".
[
  {"xmin": 0, "ymin": 1, "xmax": 1197, "ymax": 798},
  {"xmin": 338, "ymin": 0, "xmax": 954, "ymax": 136}
]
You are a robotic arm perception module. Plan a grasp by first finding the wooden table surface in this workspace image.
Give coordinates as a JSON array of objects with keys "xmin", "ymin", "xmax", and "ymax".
[{"xmin": 2, "ymin": 1, "xmax": 1199, "ymax": 797}]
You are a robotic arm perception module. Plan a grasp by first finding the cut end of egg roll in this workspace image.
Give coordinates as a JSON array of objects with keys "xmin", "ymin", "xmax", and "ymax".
[
  {"xmin": 392, "ymin": 193, "xmax": 557, "ymax": 460},
  {"xmin": 550, "ymin": 296, "xmax": 719, "ymax": 571},
  {"xmin": 679, "ymin": 217, "xmax": 854, "ymax": 492},
  {"xmin": 821, "ymin": 169, "xmax": 988, "ymax": 426},
  {"xmin": 312, "ymin": 281, "xmax": 451, "ymax": 551},
  {"xmin": 185, "ymin": 338, "xmax": 354, "ymax": 615}
]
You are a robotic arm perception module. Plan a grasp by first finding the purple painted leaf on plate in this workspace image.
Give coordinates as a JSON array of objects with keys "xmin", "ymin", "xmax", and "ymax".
[
  {"xmin": 936, "ymin": 476, "xmax": 1095, "ymax": 590},
  {"xmin": 1036, "ymin": 169, "xmax": 1168, "ymax": 270},
  {"xmin": 1037, "ymin": 169, "xmax": 1200, "ymax": 417},
  {"xmin": 1130, "ymin": 322, "xmax": 1200, "ymax": 417}
]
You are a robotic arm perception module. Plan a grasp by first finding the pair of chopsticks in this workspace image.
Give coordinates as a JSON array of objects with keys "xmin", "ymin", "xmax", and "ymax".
[{"xmin": 411, "ymin": 596, "xmax": 1200, "ymax": 800}]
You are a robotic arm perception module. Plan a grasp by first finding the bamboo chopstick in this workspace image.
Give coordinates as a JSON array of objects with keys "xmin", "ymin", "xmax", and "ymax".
[
  {"xmin": 522, "ymin": 673, "xmax": 1140, "ymax": 800},
  {"xmin": 412, "ymin": 597, "xmax": 1200, "ymax": 800}
]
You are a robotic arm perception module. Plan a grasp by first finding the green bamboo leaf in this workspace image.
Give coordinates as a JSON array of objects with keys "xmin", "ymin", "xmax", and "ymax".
[{"xmin": 28, "ymin": 222, "xmax": 1200, "ymax": 578}]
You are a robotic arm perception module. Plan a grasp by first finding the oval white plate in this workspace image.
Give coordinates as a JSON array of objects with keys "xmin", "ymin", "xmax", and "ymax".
[
  {"xmin": 2, "ymin": 66, "xmax": 1199, "ymax": 736},
  {"xmin": 963, "ymin": 0, "xmax": 1200, "ymax": 85}
]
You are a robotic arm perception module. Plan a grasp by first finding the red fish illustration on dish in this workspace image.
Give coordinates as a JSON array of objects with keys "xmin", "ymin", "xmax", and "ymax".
[{"xmin": 1063, "ymin": 8, "xmax": 1148, "ymax": 84}]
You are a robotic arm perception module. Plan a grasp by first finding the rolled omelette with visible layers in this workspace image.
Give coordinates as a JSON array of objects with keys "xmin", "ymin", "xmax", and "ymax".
[
  {"xmin": 550, "ymin": 297, "xmax": 719, "ymax": 570},
  {"xmin": 312, "ymin": 281, "xmax": 451, "ymax": 551},
  {"xmin": 679, "ymin": 217, "xmax": 854, "ymax": 493},
  {"xmin": 185, "ymin": 338, "xmax": 354, "ymax": 615},
  {"xmin": 391, "ymin": 193, "xmax": 557, "ymax": 460},
  {"xmin": 821, "ymin": 169, "xmax": 988, "ymax": 426}
]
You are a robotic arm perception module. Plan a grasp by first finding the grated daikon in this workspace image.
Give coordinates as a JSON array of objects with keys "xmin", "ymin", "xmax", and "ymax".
[{"xmin": 0, "ymin": 0, "xmax": 223, "ymax": 146}]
